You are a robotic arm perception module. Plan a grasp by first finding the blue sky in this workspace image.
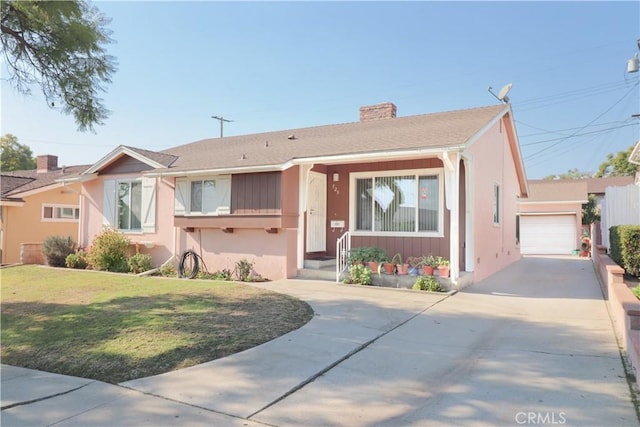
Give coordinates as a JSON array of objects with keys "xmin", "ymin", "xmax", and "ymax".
[{"xmin": 2, "ymin": 1, "xmax": 639, "ymax": 179}]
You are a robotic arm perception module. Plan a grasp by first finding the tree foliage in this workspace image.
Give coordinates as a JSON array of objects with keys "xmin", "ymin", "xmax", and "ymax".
[
  {"xmin": 595, "ymin": 145, "xmax": 639, "ymax": 178},
  {"xmin": 582, "ymin": 194, "xmax": 600, "ymax": 225},
  {"xmin": 1, "ymin": 134, "xmax": 36, "ymax": 171},
  {"xmin": 542, "ymin": 168, "xmax": 592, "ymax": 180},
  {"xmin": 0, "ymin": 0, "xmax": 117, "ymax": 131}
]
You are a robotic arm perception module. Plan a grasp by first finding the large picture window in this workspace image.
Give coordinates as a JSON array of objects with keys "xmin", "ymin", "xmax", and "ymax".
[
  {"xmin": 175, "ymin": 176, "xmax": 231, "ymax": 216},
  {"xmin": 352, "ymin": 169, "xmax": 443, "ymax": 236}
]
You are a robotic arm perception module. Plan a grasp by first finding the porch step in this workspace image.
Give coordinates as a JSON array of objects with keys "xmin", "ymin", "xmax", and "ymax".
[
  {"xmin": 303, "ymin": 257, "xmax": 336, "ymax": 269},
  {"xmin": 297, "ymin": 267, "xmax": 338, "ymax": 281}
]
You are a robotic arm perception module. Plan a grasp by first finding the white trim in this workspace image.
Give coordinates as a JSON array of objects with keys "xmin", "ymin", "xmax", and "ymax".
[
  {"xmin": 55, "ymin": 173, "xmax": 98, "ymax": 184},
  {"xmin": 463, "ymin": 105, "xmax": 509, "ymax": 149},
  {"xmin": 462, "ymin": 155, "xmax": 474, "ymax": 273},
  {"xmin": 0, "ymin": 200, "xmax": 25, "ymax": 207},
  {"xmin": 148, "ymin": 164, "xmax": 289, "ymax": 177},
  {"xmin": 85, "ymin": 146, "xmax": 166, "ymax": 174},
  {"xmin": 348, "ymin": 167, "xmax": 445, "ymax": 238},
  {"xmin": 518, "ymin": 211, "xmax": 579, "ymax": 216},
  {"xmin": 298, "ymin": 164, "xmax": 313, "ymax": 270},
  {"xmin": 294, "ymin": 147, "xmax": 464, "ymax": 167},
  {"xmin": 518, "ymin": 199, "xmax": 588, "ymax": 205}
]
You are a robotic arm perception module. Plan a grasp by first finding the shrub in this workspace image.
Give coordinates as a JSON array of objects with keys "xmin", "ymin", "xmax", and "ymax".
[
  {"xmin": 87, "ymin": 227, "xmax": 130, "ymax": 272},
  {"xmin": 65, "ymin": 250, "xmax": 88, "ymax": 269},
  {"xmin": 345, "ymin": 263, "xmax": 372, "ymax": 285},
  {"xmin": 159, "ymin": 263, "xmax": 177, "ymax": 277},
  {"xmin": 42, "ymin": 236, "xmax": 76, "ymax": 267},
  {"xmin": 234, "ymin": 259, "xmax": 254, "ymax": 281},
  {"xmin": 128, "ymin": 252, "xmax": 153, "ymax": 274},
  {"xmin": 610, "ymin": 225, "xmax": 640, "ymax": 277},
  {"xmin": 633, "ymin": 286, "xmax": 640, "ymax": 300},
  {"xmin": 412, "ymin": 275, "xmax": 443, "ymax": 292}
]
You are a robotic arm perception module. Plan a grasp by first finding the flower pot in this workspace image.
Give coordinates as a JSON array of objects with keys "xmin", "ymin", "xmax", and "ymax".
[
  {"xmin": 397, "ymin": 263, "xmax": 409, "ymax": 275},
  {"xmin": 437, "ymin": 266, "xmax": 450, "ymax": 278},
  {"xmin": 408, "ymin": 266, "xmax": 420, "ymax": 276},
  {"xmin": 367, "ymin": 261, "xmax": 379, "ymax": 272},
  {"xmin": 422, "ymin": 265, "xmax": 434, "ymax": 276},
  {"xmin": 382, "ymin": 262, "xmax": 395, "ymax": 274}
]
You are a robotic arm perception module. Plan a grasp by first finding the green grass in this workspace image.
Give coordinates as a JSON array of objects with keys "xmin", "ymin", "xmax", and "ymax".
[
  {"xmin": 1, "ymin": 265, "xmax": 313, "ymax": 383},
  {"xmin": 632, "ymin": 285, "xmax": 640, "ymax": 300}
]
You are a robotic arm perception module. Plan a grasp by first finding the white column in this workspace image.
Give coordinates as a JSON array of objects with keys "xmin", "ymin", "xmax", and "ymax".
[
  {"xmin": 442, "ymin": 152, "xmax": 460, "ymax": 283},
  {"xmin": 297, "ymin": 164, "xmax": 313, "ymax": 270}
]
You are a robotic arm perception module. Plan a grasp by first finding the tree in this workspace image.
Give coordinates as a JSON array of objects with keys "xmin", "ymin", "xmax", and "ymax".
[
  {"xmin": 582, "ymin": 194, "xmax": 600, "ymax": 225},
  {"xmin": 1, "ymin": 134, "xmax": 36, "ymax": 171},
  {"xmin": 1, "ymin": 1, "xmax": 117, "ymax": 131},
  {"xmin": 543, "ymin": 168, "xmax": 592, "ymax": 180},
  {"xmin": 595, "ymin": 144, "xmax": 639, "ymax": 178}
]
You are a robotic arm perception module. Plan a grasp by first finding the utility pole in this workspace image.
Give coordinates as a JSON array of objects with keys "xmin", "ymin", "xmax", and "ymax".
[{"xmin": 211, "ymin": 115, "xmax": 233, "ymax": 138}]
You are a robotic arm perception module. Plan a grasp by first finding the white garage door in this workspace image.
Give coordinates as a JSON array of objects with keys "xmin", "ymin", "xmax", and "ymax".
[{"xmin": 520, "ymin": 215, "xmax": 577, "ymax": 255}]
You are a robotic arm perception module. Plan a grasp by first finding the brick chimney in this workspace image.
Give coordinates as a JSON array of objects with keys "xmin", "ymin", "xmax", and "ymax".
[
  {"xmin": 37, "ymin": 155, "xmax": 58, "ymax": 173},
  {"xmin": 359, "ymin": 102, "xmax": 397, "ymax": 122}
]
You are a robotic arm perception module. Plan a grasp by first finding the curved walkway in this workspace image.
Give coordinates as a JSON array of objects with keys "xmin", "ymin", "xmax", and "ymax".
[{"xmin": 2, "ymin": 256, "xmax": 639, "ymax": 426}]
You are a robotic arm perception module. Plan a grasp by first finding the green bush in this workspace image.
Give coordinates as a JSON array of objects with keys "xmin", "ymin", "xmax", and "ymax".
[
  {"xmin": 632, "ymin": 286, "xmax": 640, "ymax": 300},
  {"xmin": 412, "ymin": 275, "xmax": 443, "ymax": 292},
  {"xmin": 65, "ymin": 250, "xmax": 88, "ymax": 269},
  {"xmin": 42, "ymin": 236, "xmax": 76, "ymax": 267},
  {"xmin": 345, "ymin": 263, "xmax": 372, "ymax": 285},
  {"xmin": 128, "ymin": 252, "xmax": 153, "ymax": 274},
  {"xmin": 159, "ymin": 263, "xmax": 177, "ymax": 277},
  {"xmin": 610, "ymin": 225, "xmax": 640, "ymax": 277},
  {"xmin": 87, "ymin": 227, "xmax": 130, "ymax": 272}
]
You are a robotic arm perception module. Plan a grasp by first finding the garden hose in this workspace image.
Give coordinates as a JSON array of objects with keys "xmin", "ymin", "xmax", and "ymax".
[{"xmin": 178, "ymin": 250, "xmax": 200, "ymax": 279}]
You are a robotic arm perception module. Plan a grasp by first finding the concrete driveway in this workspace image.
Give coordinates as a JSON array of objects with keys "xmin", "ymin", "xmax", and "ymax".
[{"xmin": 2, "ymin": 256, "xmax": 638, "ymax": 426}]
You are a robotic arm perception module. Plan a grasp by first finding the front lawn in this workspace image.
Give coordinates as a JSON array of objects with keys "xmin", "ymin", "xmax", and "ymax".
[{"xmin": 1, "ymin": 265, "xmax": 313, "ymax": 383}]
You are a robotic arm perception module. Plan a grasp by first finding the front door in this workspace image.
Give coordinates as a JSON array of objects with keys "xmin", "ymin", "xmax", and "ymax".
[{"xmin": 306, "ymin": 172, "xmax": 327, "ymax": 252}]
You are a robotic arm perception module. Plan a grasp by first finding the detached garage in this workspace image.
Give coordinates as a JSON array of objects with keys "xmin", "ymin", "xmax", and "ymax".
[
  {"xmin": 520, "ymin": 214, "xmax": 578, "ymax": 254},
  {"xmin": 518, "ymin": 180, "xmax": 588, "ymax": 255}
]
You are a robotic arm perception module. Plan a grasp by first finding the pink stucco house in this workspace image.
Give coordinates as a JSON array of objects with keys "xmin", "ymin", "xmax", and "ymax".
[{"xmin": 62, "ymin": 103, "xmax": 529, "ymax": 285}]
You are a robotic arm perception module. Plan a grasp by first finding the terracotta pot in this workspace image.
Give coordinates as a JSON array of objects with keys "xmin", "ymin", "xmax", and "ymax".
[
  {"xmin": 437, "ymin": 266, "xmax": 450, "ymax": 278},
  {"xmin": 367, "ymin": 261, "xmax": 379, "ymax": 271},
  {"xmin": 397, "ymin": 263, "xmax": 409, "ymax": 275},
  {"xmin": 382, "ymin": 262, "xmax": 395, "ymax": 274},
  {"xmin": 422, "ymin": 265, "xmax": 434, "ymax": 276}
]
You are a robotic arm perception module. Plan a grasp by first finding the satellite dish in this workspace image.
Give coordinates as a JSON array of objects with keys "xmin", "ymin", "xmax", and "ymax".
[{"xmin": 497, "ymin": 83, "xmax": 513, "ymax": 103}]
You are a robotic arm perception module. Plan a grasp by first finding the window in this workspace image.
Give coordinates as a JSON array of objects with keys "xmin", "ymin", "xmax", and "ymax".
[
  {"xmin": 42, "ymin": 204, "xmax": 80, "ymax": 222},
  {"xmin": 352, "ymin": 169, "xmax": 442, "ymax": 235},
  {"xmin": 493, "ymin": 183, "xmax": 501, "ymax": 225},
  {"xmin": 118, "ymin": 181, "xmax": 142, "ymax": 230},
  {"xmin": 103, "ymin": 177, "xmax": 156, "ymax": 233},
  {"xmin": 175, "ymin": 176, "xmax": 231, "ymax": 216}
]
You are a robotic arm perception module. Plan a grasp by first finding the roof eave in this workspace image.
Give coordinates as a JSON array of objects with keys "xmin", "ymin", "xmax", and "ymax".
[{"xmin": 84, "ymin": 146, "xmax": 166, "ymax": 174}]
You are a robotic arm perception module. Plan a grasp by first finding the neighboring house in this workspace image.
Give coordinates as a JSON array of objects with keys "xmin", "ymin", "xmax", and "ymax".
[
  {"xmin": 517, "ymin": 180, "xmax": 588, "ymax": 255},
  {"xmin": 0, "ymin": 155, "xmax": 88, "ymax": 264},
  {"xmin": 63, "ymin": 103, "xmax": 529, "ymax": 284},
  {"xmin": 518, "ymin": 177, "xmax": 636, "ymax": 254}
]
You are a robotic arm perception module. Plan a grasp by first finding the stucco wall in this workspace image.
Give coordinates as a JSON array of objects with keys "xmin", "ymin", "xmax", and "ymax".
[
  {"xmin": 1, "ymin": 184, "xmax": 81, "ymax": 264},
  {"xmin": 467, "ymin": 117, "xmax": 522, "ymax": 282},
  {"xmin": 82, "ymin": 175, "xmax": 176, "ymax": 268}
]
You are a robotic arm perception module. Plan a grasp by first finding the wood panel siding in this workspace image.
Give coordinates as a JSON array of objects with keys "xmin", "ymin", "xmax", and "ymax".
[
  {"xmin": 232, "ymin": 172, "xmax": 281, "ymax": 214},
  {"xmin": 99, "ymin": 156, "xmax": 154, "ymax": 175},
  {"xmin": 324, "ymin": 157, "xmax": 449, "ymax": 259},
  {"xmin": 174, "ymin": 214, "xmax": 298, "ymax": 230}
]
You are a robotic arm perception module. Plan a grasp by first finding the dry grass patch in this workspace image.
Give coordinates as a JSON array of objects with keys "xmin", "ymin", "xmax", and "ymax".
[{"xmin": 1, "ymin": 265, "xmax": 313, "ymax": 383}]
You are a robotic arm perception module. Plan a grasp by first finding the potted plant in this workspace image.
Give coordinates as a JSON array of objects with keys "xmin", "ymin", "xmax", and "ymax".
[
  {"xmin": 406, "ymin": 256, "xmax": 422, "ymax": 276},
  {"xmin": 348, "ymin": 247, "xmax": 366, "ymax": 266},
  {"xmin": 366, "ymin": 247, "xmax": 387, "ymax": 272},
  {"xmin": 391, "ymin": 253, "xmax": 409, "ymax": 275},
  {"xmin": 381, "ymin": 255, "xmax": 395, "ymax": 274},
  {"xmin": 436, "ymin": 257, "xmax": 450, "ymax": 278},
  {"xmin": 420, "ymin": 255, "xmax": 436, "ymax": 276}
]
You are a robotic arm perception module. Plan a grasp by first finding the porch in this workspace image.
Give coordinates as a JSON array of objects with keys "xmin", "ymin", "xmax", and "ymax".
[{"xmin": 297, "ymin": 257, "xmax": 474, "ymax": 291}]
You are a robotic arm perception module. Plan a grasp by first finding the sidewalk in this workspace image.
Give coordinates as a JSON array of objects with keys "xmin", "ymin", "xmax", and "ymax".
[{"xmin": 2, "ymin": 256, "xmax": 639, "ymax": 426}]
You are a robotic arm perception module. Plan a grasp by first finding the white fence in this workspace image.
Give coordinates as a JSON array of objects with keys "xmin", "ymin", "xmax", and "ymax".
[{"xmin": 601, "ymin": 184, "xmax": 640, "ymax": 249}]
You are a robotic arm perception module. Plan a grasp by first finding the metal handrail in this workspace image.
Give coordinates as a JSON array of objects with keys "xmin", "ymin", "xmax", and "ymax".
[{"xmin": 336, "ymin": 231, "xmax": 351, "ymax": 283}]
